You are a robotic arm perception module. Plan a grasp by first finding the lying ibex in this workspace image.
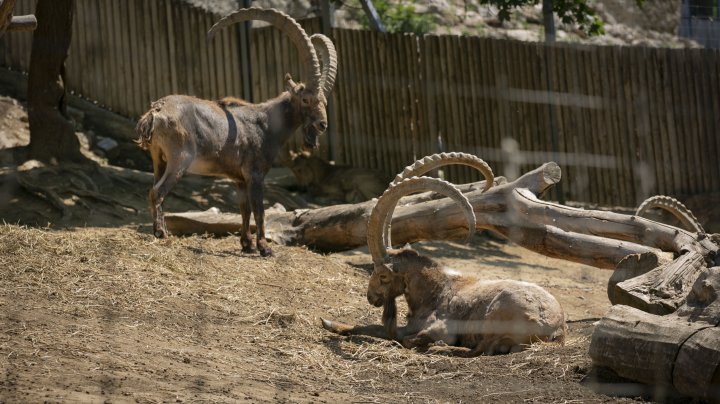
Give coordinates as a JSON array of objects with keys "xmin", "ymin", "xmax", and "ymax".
[
  {"xmin": 136, "ymin": 8, "xmax": 337, "ymax": 256},
  {"xmin": 635, "ymin": 195, "xmax": 704, "ymax": 234},
  {"xmin": 286, "ymin": 150, "xmax": 388, "ymax": 203},
  {"xmin": 322, "ymin": 154, "xmax": 567, "ymax": 355}
]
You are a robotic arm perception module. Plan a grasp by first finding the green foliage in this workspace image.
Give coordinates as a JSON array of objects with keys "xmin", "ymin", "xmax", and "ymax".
[
  {"xmin": 478, "ymin": 0, "xmax": 604, "ymax": 36},
  {"xmin": 359, "ymin": 0, "xmax": 436, "ymax": 34},
  {"xmin": 552, "ymin": 0, "xmax": 604, "ymax": 36},
  {"xmin": 354, "ymin": 0, "xmax": 619, "ymax": 37}
]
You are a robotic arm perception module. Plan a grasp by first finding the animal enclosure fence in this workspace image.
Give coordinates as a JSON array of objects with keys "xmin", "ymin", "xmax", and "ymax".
[{"xmin": 1, "ymin": 0, "xmax": 719, "ymax": 207}]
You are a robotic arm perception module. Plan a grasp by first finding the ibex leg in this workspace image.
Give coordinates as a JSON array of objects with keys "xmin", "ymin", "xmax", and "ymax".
[
  {"xmin": 148, "ymin": 148, "xmax": 166, "ymax": 224},
  {"xmin": 235, "ymin": 180, "xmax": 253, "ymax": 253},
  {"xmin": 149, "ymin": 154, "xmax": 192, "ymax": 238},
  {"xmin": 249, "ymin": 172, "xmax": 272, "ymax": 257}
]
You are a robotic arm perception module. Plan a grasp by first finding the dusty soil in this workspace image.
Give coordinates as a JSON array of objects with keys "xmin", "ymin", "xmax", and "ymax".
[{"xmin": 0, "ymin": 96, "xmax": 698, "ymax": 403}]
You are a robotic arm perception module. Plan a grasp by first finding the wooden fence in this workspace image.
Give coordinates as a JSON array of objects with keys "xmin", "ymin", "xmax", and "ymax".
[{"xmin": 1, "ymin": 0, "xmax": 719, "ymax": 207}]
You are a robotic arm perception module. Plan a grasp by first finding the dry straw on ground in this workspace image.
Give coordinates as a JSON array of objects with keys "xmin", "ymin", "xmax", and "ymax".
[{"xmin": 0, "ymin": 224, "xmax": 621, "ymax": 402}]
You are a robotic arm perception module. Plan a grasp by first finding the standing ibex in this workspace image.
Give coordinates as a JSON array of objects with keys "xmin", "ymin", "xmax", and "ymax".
[
  {"xmin": 136, "ymin": 8, "xmax": 337, "ymax": 256},
  {"xmin": 322, "ymin": 154, "xmax": 567, "ymax": 355}
]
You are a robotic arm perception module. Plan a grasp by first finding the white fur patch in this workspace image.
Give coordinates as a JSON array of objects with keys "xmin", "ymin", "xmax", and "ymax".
[{"xmin": 442, "ymin": 267, "xmax": 462, "ymax": 277}]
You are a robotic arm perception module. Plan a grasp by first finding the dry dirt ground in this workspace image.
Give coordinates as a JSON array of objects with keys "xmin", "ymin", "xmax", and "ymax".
[{"xmin": 0, "ymin": 96, "xmax": 705, "ymax": 403}]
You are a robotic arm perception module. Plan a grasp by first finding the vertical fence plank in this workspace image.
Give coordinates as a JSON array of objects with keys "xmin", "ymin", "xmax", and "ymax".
[
  {"xmin": 475, "ymin": 38, "xmax": 497, "ymax": 171},
  {"xmin": 587, "ymin": 45, "xmax": 611, "ymax": 205},
  {"xmin": 113, "ymin": 0, "xmax": 130, "ymax": 115},
  {"xmin": 104, "ymin": 0, "xmax": 119, "ymax": 110},
  {"xmin": 331, "ymin": 29, "xmax": 346, "ymax": 163},
  {"xmin": 211, "ymin": 11, "xmax": 225, "ymax": 99},
  {"xmin": 463, "ymin": 36, "xmax": 480, "ymax": 166},
  {"xmin": 635, "ymin": 46, "xmax": 657, "ymax": 199},
  {"xmin": 646, "ymin": 47, "xmax": 670, "ymax": 197},
  {"xmin": 657, "ymin": 48, "xmax": 681, "ymax": 196},
  {"xmin": 367, "ymin": 31, "xmax": 386, "ymax": 172},
  {"xmin": 126, "ymin": 0, "xmax": 142, "ymax": 115},
  {"xmin": 228, "ymin": 23, "xmax": 242, "ymax": 98},
  {"xmin": 204, "ymin": 11, "xmax": 218, "ymax": 100},
  {"xmin": 614, "ymin": 47, "xmax": 633, "ymax": 205},
  {"xmin": 707, "ymin": 50, "xmax": 720, "ymax": 192},
  {"xmin": 219, "ymin": 20, "xmax": 233, "ymax": 98},
  {"xmin": 384, "ymin": 33, "xmax": 400, "ymax": 172},
  {"xmin": 670, "ymin": 49, "xmax": 691, "ymax": 195},
  {"xmin": 407, "ymin": 34, "xmax": 422, "ymax": 160},
  {"xmin": 691, "ymin": 49, "xmax": 712, "ymax": 193},
  {"xmin": 171, "ymin": 1, "xmax": 187, "ymax": 94},
  {"xmin": 72, "ymin": 0, "xmax": 87, "ymax": 98},
  {"xmin": 551, "ymin": 45, "xmax": 569, "ymax": 198},
  {"xmin": 348, "ymin": 29, "xmax": 364, "ymax": 166},
  {"xmin": 388, "ymin": 33, "xmax": 404, "ymax": 170},
  {"xmin": 421, "ymin": 35, "xmax": 435, "ymax": 160},
  {"xmin": 164, "ymin": 0, "xmax": 178, "ymax": 96},
  {"xmin": 341, "ymin": 30, "xmax": 359, "ymax": 166},
  {"xmin": 516, "ymin": 42, "xmax": 533, "ymax": 178}
]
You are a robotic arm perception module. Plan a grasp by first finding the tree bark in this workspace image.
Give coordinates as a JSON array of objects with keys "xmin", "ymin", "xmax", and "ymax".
[{"xmin": 27, "ymin": 0, "xmax": 83, "ymax": 163}]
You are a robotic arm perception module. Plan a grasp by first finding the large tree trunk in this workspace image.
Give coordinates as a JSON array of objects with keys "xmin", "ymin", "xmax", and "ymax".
[{"xmin": 27, "ymin": 0, "xmax": 83, "ymax": 163}]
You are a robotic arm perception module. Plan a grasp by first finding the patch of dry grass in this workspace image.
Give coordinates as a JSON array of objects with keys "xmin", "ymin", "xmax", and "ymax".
[{"xmin": 0, "ymin": 224, "xmax": 604, "ymax": 403}]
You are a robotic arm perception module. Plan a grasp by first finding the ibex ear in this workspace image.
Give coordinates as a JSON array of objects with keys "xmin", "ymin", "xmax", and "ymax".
[
  {"xmin": 285, "ymin": 73, "xmax": 299, "ymax": 93},
  {"xmin": 401, "ymin": 243, "xmax": 413, "ymax": 251}
]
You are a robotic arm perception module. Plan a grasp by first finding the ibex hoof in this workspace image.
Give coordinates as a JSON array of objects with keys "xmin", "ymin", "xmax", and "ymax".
[
  {"xmin": 259, "ymin": 247, "xmax": 274, "ymax": 257},
  {"xmin": 154, "ymin": 229, "xmax": 167, "ymax": 238}
]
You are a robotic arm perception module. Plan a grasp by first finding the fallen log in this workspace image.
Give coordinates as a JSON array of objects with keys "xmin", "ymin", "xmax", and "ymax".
[
  {"xmin": 590, "ymin": 267, "xmax": 720, "ymax": 400},
  {"xmin": 166, "ymin": 162, "xmax": 718, "ymax": 268}
]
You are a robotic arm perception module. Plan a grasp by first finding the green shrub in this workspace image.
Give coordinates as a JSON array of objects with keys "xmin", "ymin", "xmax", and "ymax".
[{"xmin": 360, "ymin": 0, "xmax": 436, "ymax": 34}]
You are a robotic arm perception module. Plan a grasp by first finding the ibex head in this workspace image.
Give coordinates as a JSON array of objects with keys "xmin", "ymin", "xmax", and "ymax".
[
  {"xmin": 364, "ymin": 154, "xmax": 494, "ymax": 328},
  {"xmin": 285, "ymin": 73, "xmax": 327, "ymax": 151},
  {"xmin": 208, "ymin": 9, "xmax": 337, "ymax": 152},
  {"xmin": 365, "ymin": 176, "xmax": 479, "ymax": 307}
]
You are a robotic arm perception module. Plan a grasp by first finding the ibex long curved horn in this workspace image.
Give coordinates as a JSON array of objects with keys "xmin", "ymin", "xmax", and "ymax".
[
  {"xmin": 392, "ymin": 152, "xmax": 494, "ymax": 190},
  {"xmin": 207, "ymin": 8, "xmax": 321, "ymax": 94},
  {"xmin": 384, "ymin": 153, "xmax": 493, "ymax": 247},
  {"xmin": 636, "ymin": 195, "xmax": 704, "ymax": 234},
  {"xmin": 367, "ymin": 177, "xmax": 476, "ymax": 266},
  {"xmin": 310, "ymin": 34, "xmax": 338, "ymax": 98}
]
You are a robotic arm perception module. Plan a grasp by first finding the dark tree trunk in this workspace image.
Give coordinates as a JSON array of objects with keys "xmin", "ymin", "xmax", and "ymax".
[{"xmin": 27, "ymin": 0, "xmax": 83, "ymax": 163}]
